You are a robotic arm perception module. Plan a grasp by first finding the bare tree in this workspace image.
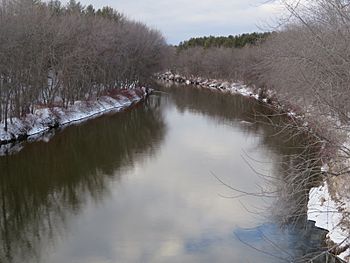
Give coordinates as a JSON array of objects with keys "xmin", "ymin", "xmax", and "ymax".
[{"xmin": 0, "ymin": 0, "xmax": 167, "ymax": 125}]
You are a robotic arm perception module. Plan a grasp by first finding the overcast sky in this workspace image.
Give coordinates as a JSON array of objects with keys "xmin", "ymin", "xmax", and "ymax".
[{"xmin": 69, "ymin": 0, "xmax": 283, "ymax": 44}]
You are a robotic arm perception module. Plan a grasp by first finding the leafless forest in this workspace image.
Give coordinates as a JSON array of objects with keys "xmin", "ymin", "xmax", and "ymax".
[
  {"xmin": 0, "ymin": 0, "xmax": 167, "ymax": 131},
  {"xmin": 171, "ymin": 0, "xmax": 350, "ymax": 160}
]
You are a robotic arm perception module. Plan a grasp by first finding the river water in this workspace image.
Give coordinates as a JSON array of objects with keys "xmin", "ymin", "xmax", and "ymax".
[{"xmin": 0, "ymin": 84, "xmax": 327, "ymax": 263}]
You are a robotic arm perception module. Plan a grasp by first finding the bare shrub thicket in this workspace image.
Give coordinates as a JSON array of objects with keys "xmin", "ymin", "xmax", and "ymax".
[
  {"xmin": 0, "ymin": 0, "xmax": 166, "ymax": 131},
  {"xmin": 172, "ymin": 46, "xmax": 261, "ymax": 82},
  {"xmin": 256, "ymin": 1, "xmax": 350, "ymax": 186}
]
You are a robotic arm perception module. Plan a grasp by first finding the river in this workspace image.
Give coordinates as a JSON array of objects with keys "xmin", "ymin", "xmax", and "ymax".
[{"xmin": 0, "ymin": 84, "xmax": 328, "ymax": 263}]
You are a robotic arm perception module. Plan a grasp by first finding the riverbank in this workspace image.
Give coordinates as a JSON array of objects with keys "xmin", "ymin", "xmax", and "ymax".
[
  {"xmin": 0, "ymin": 87, "xmax": 150, "ymax": 155},
  {"xmin": 156, "ymin": 71, "xmax": 350, "ymax": 261}
]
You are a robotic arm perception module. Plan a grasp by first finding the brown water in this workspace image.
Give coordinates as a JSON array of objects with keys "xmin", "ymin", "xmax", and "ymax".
[{"xmin": 0, "ymin": 84, "xmax": 326, "ymax": 263}]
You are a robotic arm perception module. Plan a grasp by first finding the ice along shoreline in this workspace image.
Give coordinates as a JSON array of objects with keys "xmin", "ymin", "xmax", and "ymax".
[{"xmin": 0, "ymin": 87, "xmax": 151, "ymax": 155}]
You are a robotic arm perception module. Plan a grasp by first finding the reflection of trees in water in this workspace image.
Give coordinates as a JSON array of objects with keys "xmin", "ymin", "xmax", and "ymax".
[
  {"xmin": 161, "ymin": 84, "xmax": 328, "ymax": 261},
  {"xmin": 162, "ymin": 84, "xmax": 301, "ymax": 149},
  {"xmin": 271, "ymin": 151, "xmax": 321, "ymax": 224},
  {"xmin": 0, "ymin": 97, "xmax": 166, "ymax": 263},
  {"xmin": 161, "ymin": 84, "xmax": 322, "ymax": 218}
]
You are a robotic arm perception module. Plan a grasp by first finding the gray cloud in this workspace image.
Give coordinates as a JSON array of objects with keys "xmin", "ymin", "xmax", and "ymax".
[{"xmin": 67, "ymin": 0, "xmax": 282, "ymax": 44}]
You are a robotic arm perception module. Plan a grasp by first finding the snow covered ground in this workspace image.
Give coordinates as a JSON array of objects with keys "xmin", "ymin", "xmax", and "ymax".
[
  {"xmin": 308, "ymin": 132, "xmax": 350, "ymax": 262},
  {"xmin": 158, "ymin": 71, "xmax": 350, "ymax": 261},
  {"xmin": 157, "ymin": 72, "xmax": 261, "ymax": 99},
  {"xmin": 308, "ymin": 179, "xmax": 350, "ymax": 261},
  {"xmin": 0, "ymin": 88, "xmax": 148, "ymax": 155}
]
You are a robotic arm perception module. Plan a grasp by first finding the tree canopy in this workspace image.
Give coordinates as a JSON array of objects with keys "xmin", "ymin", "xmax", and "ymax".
[{"xmin": 177, "ymin": 32, "xmax": 271, "ymax": 50}]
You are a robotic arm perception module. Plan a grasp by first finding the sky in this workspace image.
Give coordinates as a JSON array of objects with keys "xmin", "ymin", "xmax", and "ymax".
[{"xmin": 67, "ymin": 0, "xmax": 284, "ymax": 44}]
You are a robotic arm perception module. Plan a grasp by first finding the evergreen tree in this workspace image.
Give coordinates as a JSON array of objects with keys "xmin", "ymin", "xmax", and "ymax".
[{"xmin": 178, "ymin": 32, "xmax": 271, "ymax": 50}]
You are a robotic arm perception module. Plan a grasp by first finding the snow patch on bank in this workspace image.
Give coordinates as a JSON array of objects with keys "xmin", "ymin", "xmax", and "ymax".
[
  {"xmin": 0, "ymin": 88, "xmax": 148, "ymax": 155},
  {"xmin": 158, "ymin": 72, "xmax": 261, "ymax": 99},
  {"xmin": 308, "ymin": 182, "xmax": 350, "ymax": 261}
]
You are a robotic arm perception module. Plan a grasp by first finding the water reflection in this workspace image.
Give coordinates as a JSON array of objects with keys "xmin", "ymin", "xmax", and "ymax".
[
  {"xmin": 0, "ymin": 98, "xmax": 166, "ymax": 263},
  {"xmin": 157, "ymin": 84, "xmax": 327, "ymax": 261},
  {"xmin": 0, "ymin": 84, "xmax": 329, "ymax": 263}
]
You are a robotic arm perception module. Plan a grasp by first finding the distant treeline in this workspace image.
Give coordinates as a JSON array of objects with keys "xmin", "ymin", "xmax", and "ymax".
[
  {"xmin": 178, "ymin": 32, "xmax": 271, "ymax": 49},
  {"xmin": 168, "ymin": 0, "xmax": 350, "ymax": 155},
  {"xmin": 0, "ymin": 0, "xmax": 167, "ymax": 130}
]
